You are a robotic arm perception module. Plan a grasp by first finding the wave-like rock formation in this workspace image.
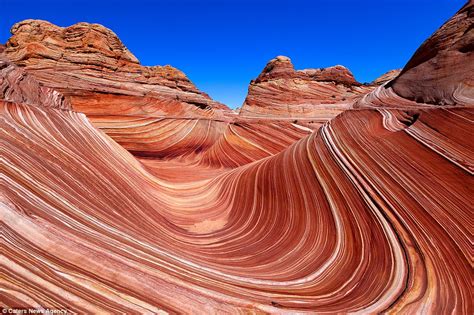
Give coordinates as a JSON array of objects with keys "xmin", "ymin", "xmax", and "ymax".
[
  {"xmin": 238, "ymin": 55, "xmax": 374, "ymax": 120},
  {"xmin": 1, "ymin": 2, "xmax": 473, "ymax": 314},
  {"xmin": 2, "ymin": 99, "xmax": 472, "ymax": 313}
]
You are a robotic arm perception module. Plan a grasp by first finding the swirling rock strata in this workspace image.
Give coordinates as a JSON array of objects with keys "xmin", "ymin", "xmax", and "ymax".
[
  {"xmin": 91, "ymin": 115, "xmax": 313, "ymax": 167},
  {"xmin": 2, "ymin": 100, "xmax": 472, "ymax": 313}
]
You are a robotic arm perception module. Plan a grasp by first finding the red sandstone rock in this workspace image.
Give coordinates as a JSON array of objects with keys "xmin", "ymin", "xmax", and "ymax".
[
  {"xmin": 387, "ymin": 2, "xmax": 473, "ymax": 105},
  {"xmin": 371, "ymin": 69, "xmax": 401, "ymax": 85},
  {"xmin": 0, "ymin": 55, "xmax": 70, "ymax": 109},
  {"xmin": 239, "ymin": 55, "xmax": 373, "ymax": 118},
  {"xmin": 3, "ymin": 19, "xmax": 231, "ymax": 117}
]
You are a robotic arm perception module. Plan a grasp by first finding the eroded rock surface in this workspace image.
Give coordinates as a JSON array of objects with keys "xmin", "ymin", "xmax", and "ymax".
[{"xmin": 0, "ymin": 55, "xmax": 70, "ymax": 109}]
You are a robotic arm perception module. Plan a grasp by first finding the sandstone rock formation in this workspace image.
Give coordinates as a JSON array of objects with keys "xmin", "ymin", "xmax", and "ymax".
[
  {"xmin": 239, "ymin": 55, "xmax": 373, "ymax": 120},
  {"xmin": 386, "ymin": 2, "xmax": 474, "ymax": 105},
  {"xmin": 1, "ymin": 2, "xmax": 473, "ymax": 314},
  {"xmin": 371, "ymin": 69, "xmax": 401, "ymax": 85},
  {"xmin": 3, "ymin": 19, "xmax": 231, "ymax": 118},
  {"xmin": 0, "ymin": 55, "xmax": 70, "ymax": 109},
  {"xmin": 2, "ymin": 100, "xmax": 472, "ymax": 314},
  {"xmin": 355, "ymin": 1, "xmax": 472, "ymax": 110}
]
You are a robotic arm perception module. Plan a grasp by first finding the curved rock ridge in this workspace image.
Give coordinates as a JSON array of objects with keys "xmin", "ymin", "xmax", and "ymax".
[
  {"xmin": 3, "ymin": 19, "xmax": 231, "ymax": 117},
  {"xmin": 239, "ymin": 55, "xmax": 374, "ymax": 118},
  {"xmin": 386, "ymin": 2, "xmax": 474, "ymax": 105}
]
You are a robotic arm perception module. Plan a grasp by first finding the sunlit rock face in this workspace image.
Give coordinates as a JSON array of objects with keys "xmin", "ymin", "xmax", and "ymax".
[
  {"xmin": 2, "ymin": 19, "xmax": 243, "ymax": 156},
  {"xmin": 1, "ymin": 2, "xmax": 473, "ymax": 314},
  {"xmin": 356, "ymin": 1, "xmax": 472, "ymax": 110},
  {"xmin": 368, "ymin": 2, "xmax": 473, "ymax": 107},
  {"xmin": 238, "ymin": 55, "xmax": 375, "ymax": 120},
  {"xmin": 371, "ymin": 69, "xmax": 402, "ymax": 85},
  {"xmin": 3, "ymin": 19, "xmax": 231, "ymax": 118}
]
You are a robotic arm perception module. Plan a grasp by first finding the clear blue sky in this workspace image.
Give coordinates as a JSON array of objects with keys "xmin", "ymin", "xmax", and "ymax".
[{"xmin": 0, "ymin": 0, "xmax": 465, "ymax": 108}]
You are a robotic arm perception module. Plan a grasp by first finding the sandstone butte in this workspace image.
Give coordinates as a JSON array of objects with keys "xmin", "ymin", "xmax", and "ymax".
[
  {"xmin": 1, "ymin": 1, "xmax": 473, "ymax": 314},
  {"xmin": 239, "ymin": 55, "xmax": 373, "ymax": 120}
]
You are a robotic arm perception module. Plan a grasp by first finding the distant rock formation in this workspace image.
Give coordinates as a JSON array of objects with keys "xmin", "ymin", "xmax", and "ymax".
[
  {"xmin": 239, "ymin": 55, "xmax": 373, "ymax": 119},
  {"xmin": 371, "ymin": 69, "xmax": 402, "ymax": 85},
  {"xmin": 255, "ymin": 55, "xmax": 359, "ymax": 85},
  {"xmin": 3, "ymin": 19, "xmax": 231, "ymax": 117}
]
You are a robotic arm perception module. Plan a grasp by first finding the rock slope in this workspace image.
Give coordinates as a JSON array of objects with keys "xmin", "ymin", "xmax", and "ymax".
[{"xmin": 371, "ymin": 69, "xmax": 401, "ymax": 85}]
